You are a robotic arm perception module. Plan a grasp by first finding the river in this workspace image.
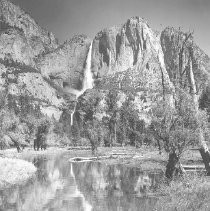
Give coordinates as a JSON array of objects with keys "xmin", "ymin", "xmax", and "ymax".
[{"xmin": 0, "ymin": 152, "xmax": 162, "ymax": 211}]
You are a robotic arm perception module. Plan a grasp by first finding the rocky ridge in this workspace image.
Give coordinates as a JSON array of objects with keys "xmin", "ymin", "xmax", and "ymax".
[
  {"xmin": 0, "ymin": 0, "xmax": 64, "ymax": 120},
  {"xmin": 0, "ymin": 0, "xmax": 58, "ymax": 60},
  {"xmin": 37, "ymin": 35, "xmax": 91, "ymax": 91}
]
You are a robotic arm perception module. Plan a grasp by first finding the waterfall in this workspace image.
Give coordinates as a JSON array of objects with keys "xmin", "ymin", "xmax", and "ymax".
[
  {"xmin": 70, "ymin": 42, "xmax": 93, "ymax": 126},
  {"xmin": 81, "ymin": 41, "xmax": 94, "ymax": 93},
  {"xmin": 70, "ymin": 106, "xmax": 76, "ymax": 126},
  {"xmin": 109, "ymin": 50, "xmax": 112, "ymax": 73}
]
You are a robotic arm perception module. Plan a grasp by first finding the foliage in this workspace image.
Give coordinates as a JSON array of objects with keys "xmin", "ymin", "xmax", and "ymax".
[
  {"xmin": 0, "ymin": 90, "xmax": 54, "ymax": 151},
  {"xmin": 74, "ymin": 90, "xmax": 149, "ymax": 147},
  {"xmin": 84, "ymin": 120, "xmax": 103, "ymax": 155},
  {"xmin": 150, "ymin": 89, "xmax": 209, "ymax": 156}
]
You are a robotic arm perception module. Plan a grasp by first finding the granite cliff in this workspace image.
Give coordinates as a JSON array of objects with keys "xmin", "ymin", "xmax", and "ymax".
[
  {"xmin": 74, "ymin": 17, "xmax": 174, "ymax": 132},
  {"xmin": 161, "ymin": 27, "xmax": 210, "ymax": 112},
  {"xmin": 0, "ymin": 0, "xmax": 58, "ymax": 60},
  {"xmin": 37, "ymin": 35, "xmax": 91, "ymax": 92},
  {"xmin": 0, "ymin": 0, "xmax": 63, "ymax": 120}
]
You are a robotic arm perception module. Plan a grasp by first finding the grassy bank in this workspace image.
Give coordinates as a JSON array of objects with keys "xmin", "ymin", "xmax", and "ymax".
[{"xmin": 155, "ymin": 174, "xmax": 210, "ymax": 211}]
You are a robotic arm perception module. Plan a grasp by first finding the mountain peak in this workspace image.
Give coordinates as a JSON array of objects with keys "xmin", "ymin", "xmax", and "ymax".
[
  {"xmin": 126, "ymin": 16, "xmax": 150, "ymax": 27},
  {"xmin": 129, "ymin": 16, "xmax": 148, "ymax": 23}
]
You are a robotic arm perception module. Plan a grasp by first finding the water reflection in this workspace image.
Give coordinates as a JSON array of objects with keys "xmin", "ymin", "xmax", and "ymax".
[
  {"xmin": 73, "ymin": 162, "xmax": 161, "ymax": 211},
  {"xmin": 0, "ymin": 153, "xmax": 161, "ymax": 211}
]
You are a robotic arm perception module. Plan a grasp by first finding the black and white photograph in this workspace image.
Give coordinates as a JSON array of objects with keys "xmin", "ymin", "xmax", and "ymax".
[{"xmin": 0, "ymin": 0, "xmax": 210, "ymax": 210}]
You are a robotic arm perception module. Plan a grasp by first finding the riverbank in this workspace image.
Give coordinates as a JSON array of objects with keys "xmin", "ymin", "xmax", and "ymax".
[
  {"xmin": 0, "ymin": 146, "xmax": 204, "ymax": 172},
  {"xmin": 0, "ymin": 147, "xmax": 68, "ymax": 189},
  {"xmin": 0, "ymin": 157, "xmax": 36, "ymax": 189}
]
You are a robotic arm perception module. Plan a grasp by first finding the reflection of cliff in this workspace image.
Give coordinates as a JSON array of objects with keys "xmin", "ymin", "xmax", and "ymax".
[
  {"xmin": 73, "ymin": 162, "xmax": 161, "ymax": 211},
  {"xmin": 69, "ymin": 163, "xmax": 92, "ymax": 211}
]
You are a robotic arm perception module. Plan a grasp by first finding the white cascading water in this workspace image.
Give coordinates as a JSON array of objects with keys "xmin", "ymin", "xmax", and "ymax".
[
  {"xmin": 109, "ymin": 50, "xmax": 112, "ymax": 73},
  {"xmin": 80, "ymin": 41, "xmax": 94, "ymax": 94},
  {"xmin": 70, "ymin": 106, "xmax": 76, "ymax": 126},
  {"xmin": 70, "ymin": 42, "xmax": 94, "ymax": 126}
]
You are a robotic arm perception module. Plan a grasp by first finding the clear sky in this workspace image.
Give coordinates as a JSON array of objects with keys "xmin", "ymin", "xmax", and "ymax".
[{"xmin": 11, "ymin": 0, "xmax": 210, "ymax": 56}]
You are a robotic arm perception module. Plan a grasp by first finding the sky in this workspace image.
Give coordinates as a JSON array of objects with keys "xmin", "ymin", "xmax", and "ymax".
[{"xmin": 11, "ymin": 0, "xmax": 210, "ymax": 56}]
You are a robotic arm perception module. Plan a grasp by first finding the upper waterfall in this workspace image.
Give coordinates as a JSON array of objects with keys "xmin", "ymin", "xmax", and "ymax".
[
  {"xmin": 72, "ymin": 41, "xmax": 94, "ymax": 99},
  {"xmin": 71, "ymin": 41, "xmax": 94, "ymax": 125},
  {"xmin": 79, "ymin": 41, "xmax": 94, "ymax": 96}
]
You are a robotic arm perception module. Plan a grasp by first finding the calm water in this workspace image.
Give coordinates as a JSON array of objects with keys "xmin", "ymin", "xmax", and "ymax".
[{"xmin": 0, "ymin": 152, "xmax": 162, "ymax": 211}]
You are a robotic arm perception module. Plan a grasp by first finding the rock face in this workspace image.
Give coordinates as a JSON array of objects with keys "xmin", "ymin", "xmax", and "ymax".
[
  {"xmin": 0, "ymin": 60, "xmax": 65, "ymax": 117},
  {"xmin": 161, "ymin": 27, "xmax": 210, "ymax": 92},
  {"xmin": 0, "ymin": 28, "xmax": 35, "ymax": 66},
  {"xmin": 92, "ymin": 17, "xmax": 164, "ymax": 77},
  {"xmin": 161, "ymin": 27, "xmax": 210, "ymax": 111},
  {"xmin": 0, "ymin": 0, "xmax": 58, "ymax": 59},
  {"xmin": 92, "ymin": 17, "xmax": 167, "ymax": 77},
  {"xmin": 37, "ymin": 35, "xmax": 91, "ymax": 91},
  {"xmin": 0, "ymin": 0, "xmax": 63, "ymax": 119}
]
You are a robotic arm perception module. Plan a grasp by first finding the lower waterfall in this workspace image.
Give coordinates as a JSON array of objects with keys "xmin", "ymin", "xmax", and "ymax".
[
  {"xmin": 70, "ymin": 106, "xmax": 76, "ymax": 126},
  {"xmin": 70, "ymin": 41, "xmax": 94, "ymax": 126}
]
